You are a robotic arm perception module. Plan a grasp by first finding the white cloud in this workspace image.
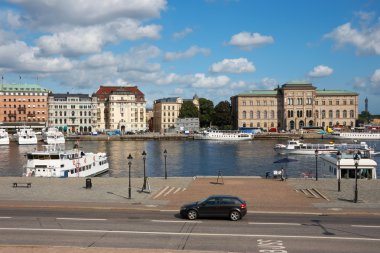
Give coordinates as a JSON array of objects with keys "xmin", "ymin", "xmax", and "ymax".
[
  {"xmin": 308, "ymin": 65, "xmax": 334, "ymax": 78},
  {"xmin": 230, "ymin": 80, "xmax": 247, "ymax": 89},
  {"xmin": 260, "ymin": 77, "xmax": 278, "ymax": 88},
  {"xmin": 209, "ymin": 58, "xmax": 255, "ymax": 73},
  {"xmin": 192, "ymin": 73, "xmax": 230, "ymax": 88},
  {"xmin": 7, "ymin": 0, "xmax": 167, "ymax": 28},
  {"xmin": 173, "ymin": 28, "xmax": 193, "ymax": 40},
  {"xmin": 164, "ymin": 46, "xmax": 210, "ymax": 61},
  {"xmin": 227, "ymin": 32, "xmax": 274, "ymax": 50},
  {"xmin": 37, "ymin": 19, "xmax": 161, "ymax": 56},
  {"xmin": 324, "ymin": 21, "xmax": 380, "ymax": 55},
  {"xmin": 371, "ymin": 69, "xmax": 380, "ymax": 83}
]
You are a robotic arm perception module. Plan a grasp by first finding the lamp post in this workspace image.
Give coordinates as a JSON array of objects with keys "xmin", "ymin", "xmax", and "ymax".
[
  {"xmin": 353, "ymin": 151, "xmax": 361, "ymax": 203},
  {"xmin": 142, "ymin": 150, "xmax": 147, "ymax": 191},
  {"xmin": 127, "ymin": 153, "xmax": 133, "ymax": 199},
  {"xmin": 314, "ymin": 149, "xmax": 319, "ymax": 181},
  {"xmin": 336, "ymin": 150, "xmax": 342, "ymax": 192},
  {"xmin": 164, "ymin": 149, "xmax": 167, "ymax": 179}
]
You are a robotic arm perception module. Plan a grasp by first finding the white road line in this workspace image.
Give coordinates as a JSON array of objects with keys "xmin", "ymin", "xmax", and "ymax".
[
  {"xmin": 352, "ymin": 225, "xmax": 380, "ymax": 228},
  {"xmin": 0, "ymin": 217, "xmax": 12, "ymax": 219},
  {"xmin": 249, "ymin": 222, "xmax": 301, "ymax": 226},
  {"xmin": 56, "ymin": 218, "xmax": 107, "ymax": 221},
  {"xmin": 163, "ymin": 187, "xmax": 175, "ymax": 196},
  {"xmin": 1, "ymin": 227, "xmax": 380, "ymax": 242},
  {"xmin": 151, "ymin": 220, "xmax": 202, "ymax": 223},
  {"xmin": 173, "ymin": 188, "xmax": 182, "ymax": 194},
  {"xmin": 153, "ymin": 186, "xmax": 170, "ymax": 199}
]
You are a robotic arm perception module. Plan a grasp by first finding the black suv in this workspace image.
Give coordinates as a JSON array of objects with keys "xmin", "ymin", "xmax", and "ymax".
[{"xmin": 180, "ymin": 195, "xmax": 247, "ymax": 221}]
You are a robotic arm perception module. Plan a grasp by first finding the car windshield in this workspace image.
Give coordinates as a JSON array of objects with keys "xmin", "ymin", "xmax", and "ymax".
[{"xmin": 198, "ymin": 197, "xmax": 209, "ymax": 204}]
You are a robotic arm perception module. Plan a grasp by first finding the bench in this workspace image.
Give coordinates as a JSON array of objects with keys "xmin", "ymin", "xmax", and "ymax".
[{"xmin": 13, "ymin": 182, "xmax": 32, "ymax": 188}]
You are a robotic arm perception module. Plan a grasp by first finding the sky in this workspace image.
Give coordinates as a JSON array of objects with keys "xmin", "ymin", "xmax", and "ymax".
[{"xmin": 0, "ymin": 0, "xmax": 380, "ymax": 112}]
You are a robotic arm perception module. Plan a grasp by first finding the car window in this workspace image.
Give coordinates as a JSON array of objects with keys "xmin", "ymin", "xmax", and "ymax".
[
  {"xmin": 205, "ymin": 198, "xmax": 218, "ymax": 206},
  {"xmin": 220, "ymin": 197, "xmax": 236, "ymax": 205}
]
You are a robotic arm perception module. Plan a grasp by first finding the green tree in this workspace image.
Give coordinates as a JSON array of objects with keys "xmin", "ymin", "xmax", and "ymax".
[
  {"xmin": 212, "ymin": 100, "xmax": 232, "ymax": 130},
  {"xmin": 199, "ymin": 98, "xmax": 215, "ymax": 127},
  {"xmin": 179, "ymin": 101, "xmax": 199, "ymax": 118},
  {"xmin": 357, "ymin": 110, "xmax": 372, "ymax": 126}
]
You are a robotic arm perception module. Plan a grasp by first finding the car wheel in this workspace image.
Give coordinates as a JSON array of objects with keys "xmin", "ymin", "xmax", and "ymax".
[
  {"xmin": 187, "ymin": 209, "xmax": 198, "ymax": 220},
  {"xmin": 230, "ymin": 210, "xmax": 241, "ymax": 221}
]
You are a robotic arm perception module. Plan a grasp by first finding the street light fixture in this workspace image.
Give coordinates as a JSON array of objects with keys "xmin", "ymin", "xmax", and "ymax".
[
  {"xmin": 142, "ymin": 150, "xmax": 147, "ymax": 191},
  {"xmin": 127, "ymin": 153, "xmax": 133, "ymax": 199},
  {"xmin": 314, "ymin": 149, "xmax": 319, "ymax": 181},
  {"xmin": 336, "ymin": 150, "xmax": 342, "ymax": 192},
  {"xmin": 353, "ymin": 151, "xmax": 361, "ymax": 203},
  {"xmin": 164, "ymin": 149, "xmax": 167, "ymax": 180}
]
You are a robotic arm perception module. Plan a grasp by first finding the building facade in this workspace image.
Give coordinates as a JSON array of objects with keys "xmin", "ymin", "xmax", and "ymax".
[
  {"xmin": 48, "ymin": 93, "xmax": 97, "ymax": 133},
  {"xmin": 231, "ymin": 82, "xmax": 359, "ymax": 131},
  {"xmin": 0, "ymin": 83, "xmax": 50, "ymax": 130},
  {"xmin": 95, "ymin": 86, "xmax": 146, "ymax": 132},
  {"xmin": 153, "ymin": 95, "xmax": 199, "ymax": 133}
]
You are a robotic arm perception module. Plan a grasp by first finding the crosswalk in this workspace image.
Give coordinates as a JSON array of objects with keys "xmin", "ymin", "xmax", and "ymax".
[
  {"xmin": 295, "ymin": 188, "xmax": 330, "ymax": 201},
  {"xmin": 152, "ymin": 186, "xmax": 187, "ymax": 199}
]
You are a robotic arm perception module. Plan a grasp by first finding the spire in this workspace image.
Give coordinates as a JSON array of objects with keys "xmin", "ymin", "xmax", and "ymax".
[{"xmin": 365, "ymin": 97, "xmax": 368, "ymax": 113}]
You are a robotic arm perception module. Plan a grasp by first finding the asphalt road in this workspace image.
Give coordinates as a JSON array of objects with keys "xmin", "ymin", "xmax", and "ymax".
[{"xmin": 1, "ymin": 208, "xmax": 380, "ymax": 253}]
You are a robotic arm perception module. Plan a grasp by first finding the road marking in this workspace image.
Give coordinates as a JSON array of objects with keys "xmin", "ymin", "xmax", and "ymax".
[
  {"xmin": 352, "ymin": 225, "xmax": 380, "ymax": 228},
  {"xmin": 153, "ymin": 186, "xmax": 170, "ymax": 199},
  {"xmin": 56, "ymin": 218, "xmax": 107, "ymax": 221},
  {"xmin": 163, "ymin": 187, "xmax": 175, "ymax": 196},
  {"xmin": 173, "ymin": 188, "xmax": 182, "ymax": 194},
  {"xmin": 0, "ymin": 217, "xmax": 12, "ymax": 219},
  {"xmin": 151, "ymin": 219, "xmax": 202, "ymax": 223},
  {"xmin": 249, "ymin": 222, "xmax": 301, "ymax": 226},
  {"xmin": 1, "ymin": 227, "xmax": 380, "ymax": 242}
]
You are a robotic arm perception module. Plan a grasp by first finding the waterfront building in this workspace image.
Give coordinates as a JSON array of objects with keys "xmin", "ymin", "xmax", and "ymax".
[
  {"xmin": 176, "ymin": 118, "xmax": 200, "ymax": 133},
  {"xmin": 153, "ymin": 95, "xmax": 199, "ymax": 133},
  {"xmin": 0, "ymin": 83, "xmax": 49, "ymax": 131},
  {"xmin": 48, "ymin": 92, "xmax": 97, "ymax": 133},
  {"xmin": 231, "ymin": 81, "xmax": 358, "ymax": 131},
  {"xmin": 95, "ymin": 86, "xmax": 146, "ymax": 132}
]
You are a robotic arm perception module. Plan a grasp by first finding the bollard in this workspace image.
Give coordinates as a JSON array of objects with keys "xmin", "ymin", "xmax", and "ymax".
[{"xmin": 85, "ymin": 178, "xmax": 92, "ymax": 189}]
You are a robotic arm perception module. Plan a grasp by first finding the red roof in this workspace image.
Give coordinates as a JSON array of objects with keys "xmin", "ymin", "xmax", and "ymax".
[{"xmin": 95, "ymin": 86, "xmax": 144, "ymax": 100}]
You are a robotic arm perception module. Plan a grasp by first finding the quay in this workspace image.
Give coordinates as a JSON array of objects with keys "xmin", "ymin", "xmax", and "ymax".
[{"xmin": 1, "ymin": 176, "xmax": 379, "ymax": 215}]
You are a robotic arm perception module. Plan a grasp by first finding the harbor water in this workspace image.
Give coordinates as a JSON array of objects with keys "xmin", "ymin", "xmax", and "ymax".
[{"xmin": 1, "ymin": 139, "xmax": 380, "ymax": 178}]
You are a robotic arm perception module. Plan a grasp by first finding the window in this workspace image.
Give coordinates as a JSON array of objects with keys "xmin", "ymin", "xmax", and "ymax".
[
  {"xmin": 250, "ymin": 111, "xmax": 253, "ymax": 119},
  {"xmin": 257, "ymin": 111, "xmax": 261, "ymax": 119},
  {"xmin": 242, "ymin": 111, "xmax": 246, "ymax": 119},
  {"xmin": 329, "ymin": 110, "xmax": 333, "ymax": 118},
  {"xmin": 336, "ymin": 110, "xmax": 340, "ymax": 118},
  {"xmin": 350, "ymin": 110, "xmax": 354, "ymax": 118},
  {"xmin": 336, "ymin": 100, "xmax": 340, "ymax": 105},
  {"xmin": 343, "ymin": 110, "xmax": 347, "ymax": 118},
  {"xmin": 322, "ymin": 110, "xmax": 326, "ymax": 119}
]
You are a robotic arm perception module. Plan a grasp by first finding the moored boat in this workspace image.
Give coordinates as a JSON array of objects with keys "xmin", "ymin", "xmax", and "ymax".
[
  {"xmin": 24, "ymin": 144, "xmax": 109, "ymax": 177},
  {"xmin": 194, "ymin": 130, "xmax": 253, "ymax": 141},
  {"xmin": 0, "ymin": 129, "xmax": 10, "ymax": 145},
  {"xmin": 15, "ymin": 127, "xmax": 37, "ymax": 145},
  {"xmin": 42, "ymin": 127, "xmax": 65, "ymax": 144},
  {"xmin": 329, "ymin": 131, "xmax": 380, "ymax": 140}
]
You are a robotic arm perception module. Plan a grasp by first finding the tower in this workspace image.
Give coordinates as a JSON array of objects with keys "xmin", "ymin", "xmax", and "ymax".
[{"xmin": 365, "ymin": 97, "xmax": 368, "ymax": 113}]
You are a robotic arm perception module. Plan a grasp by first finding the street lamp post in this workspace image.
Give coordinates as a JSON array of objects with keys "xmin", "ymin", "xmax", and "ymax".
[
  {"xmin": 353, "ymin": 151, "xmax": 361, "ymax": 203},
  {"xmin": 164, "ymin": 149, "xmax": 167, "ymax": 179},
  {"xmin": 142, "ymin": 150, "xmax": 147, "ymax": 191},
  {"xmin": 127, "ymin": 153, "xmax": 133, "ymax": 199},
  {"xmin": 314, "ymin": 149, "xmax": 319, "ymax": 181},
  {"xmin": 337, "ymin": 150, "xmax": 342, "ymax": 192}
]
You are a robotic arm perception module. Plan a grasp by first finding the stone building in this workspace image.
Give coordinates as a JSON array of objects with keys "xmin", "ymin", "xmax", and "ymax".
[
  {"xmin": 0, "ymin": 83, "xmax": 49, "ymax": 131},
  {"xmin": 153, "ymin": 95, "xmax": 199, "ymax": 133},
  {"xmin": 95, "ymin": 86, "xmax": 146, "ymax": 132},
  {"xmin": 47, "ymin": 92, "xmax": 97, "ymax": 133},
  {"xmin": 231, "ymin": 82, "xmax": 359, "ymax": 131}
]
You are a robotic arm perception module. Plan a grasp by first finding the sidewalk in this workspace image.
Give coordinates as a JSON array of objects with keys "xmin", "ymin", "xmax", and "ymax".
[{"xmin": 0, "ymin": 176, "xmax": 380, "ymax": 215}]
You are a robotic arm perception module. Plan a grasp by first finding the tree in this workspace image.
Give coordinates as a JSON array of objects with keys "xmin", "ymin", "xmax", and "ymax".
[
  {"xmin": 212, "ymin": 101, "xmax": 232, "ymax": 130},
  {"xmin": 199, "ymin": 98, "xmax": 215, "ymax": 127},
  {"xmin": 179, "ymin": 101, "xmax": 199, "ymax": 118},
  {"xmin": 357, "ymin": 110, "xmax": 372, "ymax": 126}
]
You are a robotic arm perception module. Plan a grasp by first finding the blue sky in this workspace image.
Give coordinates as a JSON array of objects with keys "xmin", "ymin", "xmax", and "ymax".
[{"xmin": 0, "ymin": 0, "xmax": 380, "ymax": 113}]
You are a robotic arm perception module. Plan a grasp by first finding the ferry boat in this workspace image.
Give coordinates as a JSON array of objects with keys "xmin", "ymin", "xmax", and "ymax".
[
  {"xmin": 320, "ymin": 149, "xmax": 377, "ymax": 179},
  {"xmin": 194, "ymin": 130, "xmax": 253, "ymax": 141},
  {"xmin": 329, "ymin": 131, "xmax": 380, "ymax": 140},
  {"xmin": 42, "ymin": 127, "xmax": 65, "ymax": 144},
  {"xmin": 0, "ymin": 129, "xmax": 10, "ymax": 145},
  {"xmin": 15, "ymin": 127, "xmax": 38, "ymax": 145},
  {"xmin": 274, "ymin": 139, "xmax": 375, "ymax": 155},
  {"xmin": 24, "ymin": 144, "xmax": 109, "ymax": 177}
]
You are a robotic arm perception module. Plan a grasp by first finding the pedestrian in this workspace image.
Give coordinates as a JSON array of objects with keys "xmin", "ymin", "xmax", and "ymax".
[{"xmin": 281, "ymin": 167, "xmax": 285, "ymax": 181}]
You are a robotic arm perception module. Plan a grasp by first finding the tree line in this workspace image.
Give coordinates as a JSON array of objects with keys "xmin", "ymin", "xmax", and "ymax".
[{"xmin": 178, "ymin": 98, "xmax": 232, "ymax": 130}]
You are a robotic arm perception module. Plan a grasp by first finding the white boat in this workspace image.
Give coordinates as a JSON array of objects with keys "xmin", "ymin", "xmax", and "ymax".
[
  {"xmin": 329, "ymin": 131, "xmax": 380, "ymax": 140},
  {"xmin": 24, "ymin": 144, "xmax": 109, "ymax": 177},
  {"xmin": 274, "ymin": 139, "xmax": 375, "ymax": 155},
  {"xmin": 42, "ymin": 127, "xmax": 65, "ymax": 144},
  {"xmin": 194, "ymin": 130, "xmax": 253, "ymax": 141},
  {"xmin": 274, "ymin": 139, "xmax": 337, "ymax": 155},
  {"xmin": 0, "ymin": 129, "xmax": 10, "ymax": 145},
  {"xmin": 15, "ymin": 127, "xmax": 38, "ymax": 145},
  {"xmin": 320, "ymin": 149, "xmax": 377, "ymax": 179}
]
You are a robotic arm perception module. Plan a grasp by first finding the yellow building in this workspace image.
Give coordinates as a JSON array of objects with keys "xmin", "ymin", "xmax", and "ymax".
[{"xmin": 231, "ymin": 82, "xmax": 358, "ymax": 131}]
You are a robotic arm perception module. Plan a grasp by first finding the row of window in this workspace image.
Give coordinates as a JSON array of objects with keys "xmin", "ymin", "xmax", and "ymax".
[
  {"xmin": 4, "ymin": 110, "xmax": 45, "ymax": 115},
  {"xmin": 4, "ymin": 117, "xmax": 45, "ymax": 122},
  {"xmin": 1, "ymin": 104, "xmax": 45, "ymax": 108},
  {"xmin": 52, "ymin": 105, "xmax": 96, "ymax": 109},
  {"xmin": 241, "ymin": 98, "xmax": 355, "ymax": 106},
  {"xmin": 52, "ymin": 119, "xmax": 93, "ymax": 124},
  {"xmin": 53, "ymin": 111, "xmax": 95, "ymax": 117},
  {"xmin": 2, "ymin": 98, "xmax": 45, "ymax": 102},
  {"xmin": 242, "ymin": 110, "xmax": 275, "ymax": 120}
]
